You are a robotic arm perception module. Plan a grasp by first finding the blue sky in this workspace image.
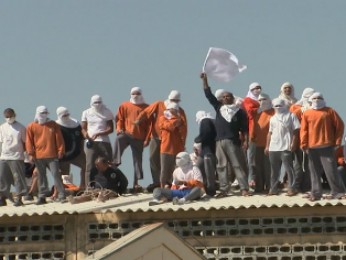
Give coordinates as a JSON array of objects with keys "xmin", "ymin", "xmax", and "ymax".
[{"xmin": 1, "ymin": 1, "xmax": 346, "ymax": 187}]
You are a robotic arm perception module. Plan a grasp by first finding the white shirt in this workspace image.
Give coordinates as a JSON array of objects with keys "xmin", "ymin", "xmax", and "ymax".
[
  {"xmin": 268, "ymin": 112, "xmax": 300, "ymax": 152},
  {"xmin": 172, "ymin": 165, "xmax": 203, "ymax": 185},
  {"xmin": 0, "ymin": 121, "xmax": 26, "ymax": 160},
  {"xmin": 81, "ymin": 107, "xmax": 113, "ymax": 142}
]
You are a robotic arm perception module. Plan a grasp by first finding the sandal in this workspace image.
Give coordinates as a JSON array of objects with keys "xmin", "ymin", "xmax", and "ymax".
[
  {"xmin": 215, "ymin": 192, "xmax": 228, "ymax": 198},
  {"xmin": 130, "ymin": 185, "xmax": 143, "ymax": 194},
  {"xmin": 241, "ymin": 190, "xmax": 253, "ymax": 197},
  {"xmin": 309, "ymin": 196, "xmax": 320, "ymax": 202}
]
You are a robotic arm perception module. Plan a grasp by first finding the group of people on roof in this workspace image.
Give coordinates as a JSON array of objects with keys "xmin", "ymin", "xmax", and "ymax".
[{"xmin": 1, "ymin": 72, "xmax": 346, "ymax": 207}]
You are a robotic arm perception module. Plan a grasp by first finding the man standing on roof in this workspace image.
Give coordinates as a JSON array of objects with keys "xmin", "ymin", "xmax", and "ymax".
[
  {"xmin": 113, "ymin": 87, "xmax": 150, "ymax": 193},
  {"xmin": 200, "ymin": 73, "xmax": 251, "ymax": 197},
  {"xmin": 56, "ymin": 107, "xmax": 86, "ymax": 190},
  {"xmin": 134, "ymin": 90, "xmax": 187, "ymax": 192},
  {"xmin": 300, "ymin": 92, "xmax": 346, "ymax": 201},
  {"xmin": 243, "ymin": 82, "xmax": 262, "ymax": 188},
  {"xmin": 81, "ymin": 95, "xmax": 114, "ymax": 186},
  {"xmin": 26, "ymin": 106, "xmax": 66, "ymax": 205},
  {"xmin": 0, "ymin": 108, "xmax": 28, "ymax": 206}
]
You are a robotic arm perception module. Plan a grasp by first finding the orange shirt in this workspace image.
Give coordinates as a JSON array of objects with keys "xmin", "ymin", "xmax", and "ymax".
[
  {"xmin": 242, "ymin": 97, "xmax": 260, "ymax": 137},
  {"xmin": 251, "ymin": 108, "xmax": 275, "ymax": 147},
  {"xmin": 300, "ymin": 107, "xmax": 344, "ymax": 149},
  {"xmin": 159, "ymin": 114, "xmax": 187, "ymax": 155},
  {"xmin": 136, "ymin": 100, "xmax": 187, "ymax": 140},
  {"xmin": 26, "ymin": 121, "xmax": 65, "ymax": 159},
  {"xmin": 290, "ymin": 104, "xmax": 303, "ymax": 121},
  {"xmin": 115, "ymin": 101, "xmax": 150, "ymax": 141}
]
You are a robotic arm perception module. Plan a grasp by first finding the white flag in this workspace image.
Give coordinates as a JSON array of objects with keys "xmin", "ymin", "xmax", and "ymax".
[{"xmin": 203, "ymin": 47, "xmax": 247, "ymax": 83}]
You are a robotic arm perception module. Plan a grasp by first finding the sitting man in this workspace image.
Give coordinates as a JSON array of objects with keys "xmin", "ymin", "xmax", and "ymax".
[
  {"xmin": 149, "ymin": 151, "xmax": 204, "ymax": 206},
  {"xmin": 69, "ymin": 157, "xmax": 128, "ymax": 204}
]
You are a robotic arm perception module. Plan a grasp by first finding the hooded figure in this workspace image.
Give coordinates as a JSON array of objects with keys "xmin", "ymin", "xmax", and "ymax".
[
  {"xmin": 258, "ymin": 93, "xmax": 272, "ymax": 111},
  {"xmin": 164, "ymin": 90, "xmax": 181, "ymax": 108},
  {"xmin": 56, "ymin": 107, "xmax": 79, "ymax": 128},
  {"xmin": 130, "ymin": 86, "xmax": 145, "ymax": 105},
  {"xmin": 35, "ymin": 106, "xmax": 49, "ymax": 124},
  {"xmin": 279, "ymin": 82, "xmax": 297, "ymax": 106},
  {"xmin": 246, "ymin": 82, "xmax": 262, "ymax": 101},
  {"xmin": 309, "ymin": 92, "xmax": 326, "ymax": 110}
]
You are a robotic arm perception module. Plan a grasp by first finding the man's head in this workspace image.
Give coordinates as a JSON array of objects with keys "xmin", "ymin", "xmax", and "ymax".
[
  {"xmin": 35, "ymin": 106, "xmax": 49, "ymax": 124},
  {"xmin": 249, "ymin": 82, "xmax": 262, "ymax": 96},
  {"xmin": 281, "ymin": 82, "xmax": 293, "ymax": 96},
  {"xmin": 3, "ymin": 108, "xmax": 16, "ymax": 124},
  {"xmin": 95, "ymin": 157, "xmax": 109, "ymax": 172},
  {"xmin": 56, "ymin": 107, "xmax": 70, "ymax": 122},
  {"xmin": 168, "ymin": 90, "xmax": 181, "ymax": 103},
  {"xmin": 221, "ymin": 91, "xmax": 235, "ymax": 105},
  {"xmin": 272, "ymin": 98, "xmax": 287, "ymax": 113},
  {"xmin": 176, "ymin": 152, "xmax": 192, "ymax": 168},
  {"xmin": 90, "ymin": 95, "xmax": 103, "ymax": 110},
  {"xmin": 166, "ymin": 102, "xmax": 179, "ymax": 115}
]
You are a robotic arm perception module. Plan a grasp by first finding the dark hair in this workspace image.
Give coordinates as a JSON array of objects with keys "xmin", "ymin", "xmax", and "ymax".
[
  {"xmin": 95, "ymin": 156, "xmax": 108, "ymax": 164},
  {"xmin": 3, "ymin": 108, "xmax": 15, "ymax": 115}
]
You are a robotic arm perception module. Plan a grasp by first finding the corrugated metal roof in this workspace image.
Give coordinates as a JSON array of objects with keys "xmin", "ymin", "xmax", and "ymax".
[{"xmin": 1, "ymin": 192, "xmax": 346, "ymax": 218}]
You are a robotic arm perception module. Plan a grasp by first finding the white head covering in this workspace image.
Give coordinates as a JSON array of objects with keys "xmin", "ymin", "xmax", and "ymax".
[
  {"xmin": 176, "ymin": 151, "xmax": 192, "ymax": 168},
  {"xmin": 246, "ymin": 82, "xmax": 261, "ymax": 101},
  {"xmin": 89, "ymin": 94, "xmax": 109, "ymax": 119},
  {"xmin": 195, "ymin": 110, "xmax": 214, "ymax": 125},
  {"xmin": 34, "ymin": 105, "xmax": 49, "ymax": 124},
  {"xmin": 56, "ymin": 106, "xmax": 79, "ymax": 128},
  {"xmin": 130, "ymin": 86, "xmax": 145, "ymax": 105},
  {"xmin": 214, "ymin": 89, "xmax": 226, "ymax": 101},
  {"xmin": 272, "ymin": 98, "xmax": 286, "ymax": 108},
  {"xmin": 163, "ymin": 102, "xmax": 179, "ymax": 119},
  {"xmin": 272, "ymin": 98, "xmax": 289, "ymax": 122},
  {"xmin": 279, "ymin": 82, "xmax": 297, "ymax": 106},
  {"xmin": 168, "ymin": 90, "xmax": 181, "ymax": 101},
  {"xmin": 309, "ymin": 92, "xmax": 326, "ymax": 110},
  {"xmin": 296, "ymin": 87, "xmax": 315, "ymax": 106},
  {"xmin": 258, "ymin": 93, "xmax": 272, "ymax": 111},
  {"xmin": 90, "ymin": 95, "xmax": 103, "ymax": 107},
  {"xmin": 166, "ymin": 102, "xmax": 179, "ymax": 110}
]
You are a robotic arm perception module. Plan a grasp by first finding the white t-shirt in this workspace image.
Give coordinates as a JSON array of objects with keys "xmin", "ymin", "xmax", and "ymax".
[
  {"xmin": 269, "ymin": 112, "xmax": 300, "ymax": 152},
  {"xmin": 172, "ymin": 165, "xmax": 204, "ymax": 185},
  {"xmin": 81, "ymin": 107, "xmax": 114, "ymax": 143},
  {"xmin": 0, "ymin": 121, "xmax": 26, "ymax": 160}
]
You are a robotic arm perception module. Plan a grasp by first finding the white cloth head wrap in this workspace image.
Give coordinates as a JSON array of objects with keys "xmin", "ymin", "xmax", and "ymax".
[
  {"xmin": 279, "ymin": 82, "xmax": 297, "ymax": 106},
  {"xmin": 195, "ymin": 111, "xmax": 214, "ymax": 125},
  {"xmin": 168, "ymin": 90, "xmax": 181, "ymax": 101},
  {"xmin": 34, "ymin": 105, "xmax": 49, "ymax": 124},
  {"xmin": 130, "ymin": 86, "xmax": 145, "ymax": 105},
  {"xmin": 246, "ymin": 82, "xmax": 261, "ymax": 101},
  {"xmin": 56, "ymin": 106, "xmax": 79, "ymax": 128},
  {"xmin": 214, "ymin": 89, "xmax": 226, "ymax": 101},
  {"xmin": 258, "ymin": 93, "xmax": 272, "ymax": 111},
  {"xmin": 310, "ymin": 92, "xmax": 326, "ymax": 110},
  {"xmin": 176, "ymin": 152, "xmax": 192, "ymax": 168}
]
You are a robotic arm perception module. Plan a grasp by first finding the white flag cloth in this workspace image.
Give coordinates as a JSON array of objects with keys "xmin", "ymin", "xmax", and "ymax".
[{"xmin": 203, "ymin": 47, "xmax": 247, "ymax": 83}]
